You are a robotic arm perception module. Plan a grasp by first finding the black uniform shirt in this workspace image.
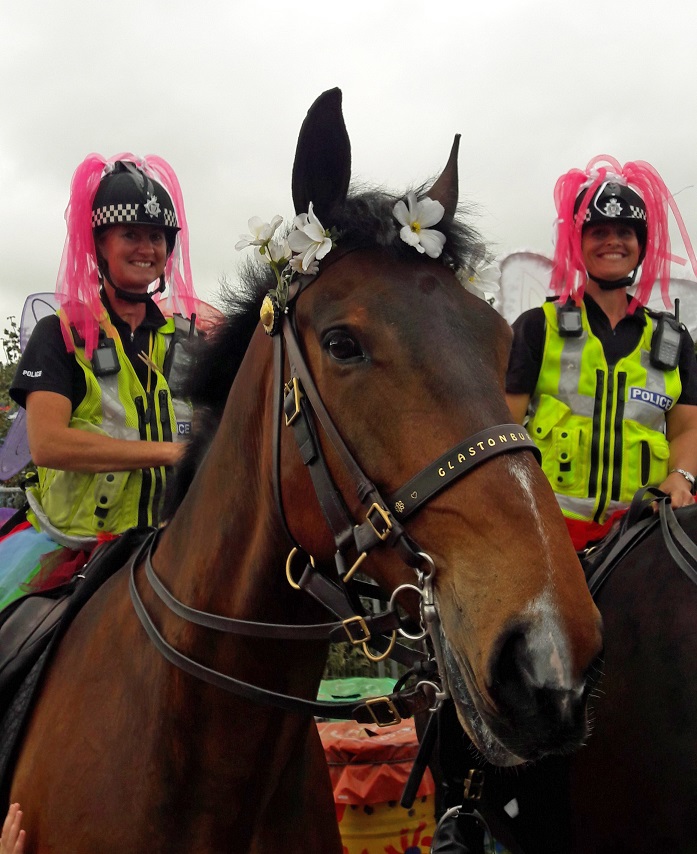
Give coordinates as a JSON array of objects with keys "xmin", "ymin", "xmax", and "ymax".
[
  {"xmin": 506, "ymin": 294, "xmax": 697, "ymax": 405},
  {"xmin": 11, "ymin": 293, "xmax": 169, "ymax": 410}
]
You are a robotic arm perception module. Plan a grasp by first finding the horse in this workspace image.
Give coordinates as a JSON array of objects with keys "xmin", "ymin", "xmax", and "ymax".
[
  {"xmin": 434, "ymin": 497, "xmax": 697, "ymax": 854},
  {"xmin": 4, "ymin": 88, "xmax": 602, "ymax": 853},
  {"xmin": 538, "ymin": 499, "xmax": 697, "ymax": 854}
]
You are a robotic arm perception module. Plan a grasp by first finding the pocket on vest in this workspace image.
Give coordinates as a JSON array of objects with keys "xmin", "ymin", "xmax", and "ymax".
[
  {"xmin": 531, "ymin": 395, "xmax": 590, "ymax": 494},
  {"xmin": 38, "ymin": 472, "xmax": 93, "ymax": 532},
  {"xmin": 622, "ymin": 421, "xmax": 670, "ymax": 497}
]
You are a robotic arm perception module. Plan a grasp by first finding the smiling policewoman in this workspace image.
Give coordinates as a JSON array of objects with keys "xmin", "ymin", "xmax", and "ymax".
[
  {"xmin": 0, "ymin": 154, "xmax": 200, "ymax": 609},
  {"xmin": 505, "ymin": 156, "xmax": 697, "ymax": 551}
]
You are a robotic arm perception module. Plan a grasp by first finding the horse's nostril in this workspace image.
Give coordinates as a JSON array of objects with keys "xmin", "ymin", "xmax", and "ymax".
[
  {"xmin": 488, "ymin": 624, "xmax": 590, "ymax": 748},
  {"xmin": 490, "ymin": 629, "xmax": 534, "ymax": 709}
]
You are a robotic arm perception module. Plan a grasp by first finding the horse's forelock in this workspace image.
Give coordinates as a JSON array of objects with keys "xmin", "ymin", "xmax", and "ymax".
[{"xmin": 331, "ymin": 186, "xmax": 487, "ymax": 273}]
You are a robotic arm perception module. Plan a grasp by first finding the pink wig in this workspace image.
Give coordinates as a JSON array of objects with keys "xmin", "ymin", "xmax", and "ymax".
[
  {"xmin": 550, "ymin": 155, "xmax": 697, "ymax": 311},
  {"xmin": 55, "ymin": 152, "xmax": 198, "ymax": 358}
]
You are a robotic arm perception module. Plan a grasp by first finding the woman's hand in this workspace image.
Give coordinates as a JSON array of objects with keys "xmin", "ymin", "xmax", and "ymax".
[
  {"xmin": 658, "ymin": 470, "xmax": 695, "ymax": 509},
  {"xmin": 663, "ymin": 404, "xmax": 697, "ymax": 509},
  {"xmin": 0, "ymin": 803, "xmax": 25, "ymax": 854}
]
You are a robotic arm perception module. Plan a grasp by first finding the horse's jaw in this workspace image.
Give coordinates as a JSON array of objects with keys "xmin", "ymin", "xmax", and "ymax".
[{"xmin": 438, "ymin": 628, "xmax": 527, "ymax": 767}]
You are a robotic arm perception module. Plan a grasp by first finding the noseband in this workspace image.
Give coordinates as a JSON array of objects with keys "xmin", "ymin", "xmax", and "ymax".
[{"xmin": 130, "ymin": 273, "xmax": 540, "ymax": 726}]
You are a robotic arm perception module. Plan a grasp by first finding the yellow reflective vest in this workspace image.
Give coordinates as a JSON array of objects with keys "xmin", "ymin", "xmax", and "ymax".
[
  {"xmin": 26, "ymin": 315, "xmax": 192, "ymax": 544},
  {"xmin": 527, "ymin": 300, "xmax": 681, "ymax": 524}
]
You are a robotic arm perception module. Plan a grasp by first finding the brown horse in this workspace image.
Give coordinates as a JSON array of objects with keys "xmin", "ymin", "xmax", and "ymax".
[{"xmin": 6, "ymin": 89, "xmax": 601, "ymax": 853}]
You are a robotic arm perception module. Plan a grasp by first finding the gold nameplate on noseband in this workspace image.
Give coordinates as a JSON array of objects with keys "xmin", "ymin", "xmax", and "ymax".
[
  {"xmin": 283, "ymin": 377, "xmax": 303, "ymax": 426},
  {"xmin": 364, "ymin": 696, "xmax": 402, "ymax": 727}
]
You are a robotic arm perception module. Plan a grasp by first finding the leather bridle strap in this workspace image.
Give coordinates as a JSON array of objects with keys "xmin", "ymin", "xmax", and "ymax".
[
  {"xmin": 281, "ymin": 317, "xmax": 422, "ymax": 570},
  {"xmin": 129, "ymin": 540, "xmax": 433, "ymax": 723},
  {"xmin": 657, "ymin": 498, "xmax": 697, "ymax": 586},
  {"xmin": 586, "ymin": 488, "xmax": 697, "ymax": 597},
  {"xmin": 387, "ymin": 426, "xmax": 541, "ymax": 521},
  {"xmin": 141, "ymin": 531, "xmax": 416, "ymax": 645}
]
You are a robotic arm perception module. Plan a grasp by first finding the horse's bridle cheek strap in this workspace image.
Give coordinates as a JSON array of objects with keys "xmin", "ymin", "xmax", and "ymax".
[{"xmin": 387, "ymin": 426, "xmax": 541, "ymax": 522}]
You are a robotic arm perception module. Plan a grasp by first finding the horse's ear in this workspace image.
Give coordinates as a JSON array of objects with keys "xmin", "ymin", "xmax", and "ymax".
[
  {"xmin": 426, "ymin": 134, "xmax": 461, "ymax": 224},
  {"xmin": 291, "ymin": 88, "xmax": 351, "ymax": 219}
]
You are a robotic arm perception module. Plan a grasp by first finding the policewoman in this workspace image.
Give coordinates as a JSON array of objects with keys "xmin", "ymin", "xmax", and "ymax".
[
  {"xmin": 0, "ymin": 154, "xmax": 199, "ymax": 609},
  {"xmin": 506, "ymin": 156, "xmax": 697, "ymax": 550}
]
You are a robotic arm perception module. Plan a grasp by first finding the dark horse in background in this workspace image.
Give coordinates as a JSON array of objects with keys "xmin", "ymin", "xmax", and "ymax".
[
  {"xmin": 438, "ymin": 499, "xmax": 697, "ymax": 854},
  {"xmin": 4, "ymin": 89, "xmax": 601, "ymax": 853}
]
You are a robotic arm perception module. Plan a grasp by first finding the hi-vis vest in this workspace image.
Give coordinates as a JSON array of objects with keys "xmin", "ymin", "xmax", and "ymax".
[
  {"xmin": 527, "ymin": 300, "xmax": 682, "ymax": 525},
  {"xmin": 26, "ymin": 315, "xmax": 193, "ymax": 545}
]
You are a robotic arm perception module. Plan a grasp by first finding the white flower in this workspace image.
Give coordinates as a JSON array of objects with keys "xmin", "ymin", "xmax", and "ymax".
[
  {"xmin": 235, "ymin": 215, "xmax": 284, "ymax": 251},
  {"xmin": 256, "ymin": 238, "xmax": 291, "ymax": 266},
  {"xmin": 393, "ymin": 192, "xmax": 446, "ymax": 258},
  {"xmin": 289, "ymin": 254, "xmax": 319, "ymax": 275},
  {"xmin": 287, "ymin": 202, "xmax": 333, "ymax": 271},
  {"xmin": 459, "ymin": 261, "xmax": 501, "ymax": 300}
]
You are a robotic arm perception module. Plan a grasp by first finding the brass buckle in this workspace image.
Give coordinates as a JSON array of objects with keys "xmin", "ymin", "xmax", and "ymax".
[
  {"xmin": 342, "ymin": 615, "xmax": 371, "ymax": 645},
  {"xmin": 463, "ymin": 768, "xmax": 485, "ymax": 801},
  {"xmin": 364, "ymin": 696, "xmax": 402, "ymax": 727},
  {"xmin": 284, "ymin": 377, "xmax": 303, "ymax": 426},
  {"xmin": 366, "ymin": 503, "xmax": 393, "ymax": 542}
]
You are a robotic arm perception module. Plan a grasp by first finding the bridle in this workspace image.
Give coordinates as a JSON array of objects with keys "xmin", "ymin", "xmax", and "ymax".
[{"xmin": 130, "ymin": 267, "xmax": 541, "ymax": 726}]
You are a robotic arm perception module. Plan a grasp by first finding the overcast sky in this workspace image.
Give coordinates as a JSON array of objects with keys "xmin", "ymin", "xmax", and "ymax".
[{"xmin": 2, "ymin": 0, "xmax": 697, "ymax": 350}]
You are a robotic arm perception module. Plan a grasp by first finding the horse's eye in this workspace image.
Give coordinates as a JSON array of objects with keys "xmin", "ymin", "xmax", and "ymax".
[{"xmin": 323, "ymin": 330, "xmax": 364, "ymax": 363}]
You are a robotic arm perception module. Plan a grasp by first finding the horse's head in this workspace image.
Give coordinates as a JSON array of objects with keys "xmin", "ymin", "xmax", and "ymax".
[{"xmin": 263, "ymin": 89, "xmax": 601, "ymax": 765}]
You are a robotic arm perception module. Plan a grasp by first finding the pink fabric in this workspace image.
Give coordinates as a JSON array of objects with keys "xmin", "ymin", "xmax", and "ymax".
[
  {"xmin": 55, "ymin": 153, "xmax": 197, "ymax": 358},
  {"xmin": 144, "ymin": 155, "xmax": 197, "ymax": 321},
  {"xmin": 550, "ymin": 155, "xmax": 697, "ymax": 310}
]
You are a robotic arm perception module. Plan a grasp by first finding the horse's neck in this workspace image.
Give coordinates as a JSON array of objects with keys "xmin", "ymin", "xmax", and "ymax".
[{"xmin": 154, "ymin": 332, "xmax": 312, "ymax": 624}]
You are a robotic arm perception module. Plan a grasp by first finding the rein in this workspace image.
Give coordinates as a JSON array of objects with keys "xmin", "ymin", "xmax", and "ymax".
[
  {"xmin": 129, "ymin": 275, "xmax": 541, "ymax": 726},
  {"xmin": 586, "ymin": 487, "xmax": 697, "ymax": 597}
]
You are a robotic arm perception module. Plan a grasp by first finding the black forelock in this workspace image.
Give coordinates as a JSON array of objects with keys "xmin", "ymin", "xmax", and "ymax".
[{"xmin": 329, "ymin": 185, "xmax": 487, "ymax": 272}]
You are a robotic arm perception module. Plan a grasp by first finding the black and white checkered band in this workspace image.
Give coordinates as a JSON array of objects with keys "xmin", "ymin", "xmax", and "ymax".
[
  {"xmin": 583, "ymin": 202, "xmax": 647, "ymax": 223},
  {"xmin": 91, "ymin": 203, "xmax": 178, "ymax": 228},
  {"xmin": 92, "ymin": 203, "xmax": 139, "ymax": 227}
]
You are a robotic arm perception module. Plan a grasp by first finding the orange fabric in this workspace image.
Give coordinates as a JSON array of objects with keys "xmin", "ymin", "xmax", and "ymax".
[{"xmin": 318, "ymin": 719, "xmax": 435, "ymax": 805}]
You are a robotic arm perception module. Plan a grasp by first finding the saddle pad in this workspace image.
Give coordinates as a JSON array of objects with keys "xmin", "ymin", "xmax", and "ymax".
[{"xmin": 0, "ymin": 526, "xmax": 155, "ymax": 811}]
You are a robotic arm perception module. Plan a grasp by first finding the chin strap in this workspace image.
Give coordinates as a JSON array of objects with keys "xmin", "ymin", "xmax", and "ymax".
[
  {"xmin": 101, "ymin": 270, "xmax": 166, "ymax": 303},
  {"xmin": 589, "ymin": 266, "xmax": 638, "ymax": 291}
]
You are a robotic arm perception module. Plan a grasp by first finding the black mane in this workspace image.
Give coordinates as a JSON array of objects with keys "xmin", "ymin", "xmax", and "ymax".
[{"xmin": 164, "ymin": 185, "xmax": 487, "ymax": 515}]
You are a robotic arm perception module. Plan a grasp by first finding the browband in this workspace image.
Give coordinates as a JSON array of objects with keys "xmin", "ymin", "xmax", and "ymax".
[{"xmin": 387, "ymin": 425, "xmax": 540, "ymax": 521}]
